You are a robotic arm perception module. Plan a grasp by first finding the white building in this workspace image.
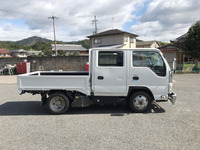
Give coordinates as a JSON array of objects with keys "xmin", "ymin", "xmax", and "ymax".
[{"xmin": 8, "ymin": 49, "xmax": 27, "ymax": 57}]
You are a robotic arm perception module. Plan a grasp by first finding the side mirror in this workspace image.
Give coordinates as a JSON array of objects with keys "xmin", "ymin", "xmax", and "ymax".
[{"xmin": 172, "ymin": 58, "xmax": 176, "ymax": 73}]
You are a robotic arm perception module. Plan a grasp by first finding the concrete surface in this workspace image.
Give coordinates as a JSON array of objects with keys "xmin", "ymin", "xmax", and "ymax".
[{"xmin": 0, "ymin": 74, "xmax": 200, "ymax": 150}]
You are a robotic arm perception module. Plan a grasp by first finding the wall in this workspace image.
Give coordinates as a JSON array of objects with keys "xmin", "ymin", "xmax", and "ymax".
[
  {"xmin": 150, "ymin": 42, "xmax": 159, "ymax": 48},
  {"xmin": 0, "ymin": 53, "xmax": 12, "ymax": 58},
  {"xmin": 91, "ymin": 34, "xmax": 123, "ymax": 48},
  {"xmin": 0, "ymin": 57, "xmax": 26, "ymax": 67},
  {"xmin": 28, "ymin": 56, "xmax": 88, "ymax": 71},
  {"xmin": 162, "ymin": 51, "xmax": 177, "ymax": 69},
  {"xmin": 121, "ymin": 34, "xmax": 136, "ymax": 49},
  {"xmin": 90, "ymin": 34, "xmax": 137, "ymax": 49},
  {"xmin": 11, "ymin": 52, "xmax": 27, "ymax": 57},
  {"xmin": 0, "ymin": 56, "xmax": 89, "ymax": 71}
]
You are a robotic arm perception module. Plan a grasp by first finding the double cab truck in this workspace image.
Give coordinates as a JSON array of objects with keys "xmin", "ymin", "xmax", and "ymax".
[{"xmin": 17, "ymin": 48, "xmax": 176, "ymax": 114}]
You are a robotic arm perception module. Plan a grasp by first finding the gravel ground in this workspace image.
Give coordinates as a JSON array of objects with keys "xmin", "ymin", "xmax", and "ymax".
[{"xmin": 0, "ymin": 74, "xmax": 200, "ymax": 150}]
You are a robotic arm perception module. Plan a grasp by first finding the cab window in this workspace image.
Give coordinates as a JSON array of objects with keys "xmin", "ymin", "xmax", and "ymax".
[
  {"xmin": 132, "ymin": 51, "xmax": 166, "ymax": 76},
  {"xmin": 98, "ymin": 51, "xmax": 123, "ymax": 66}
]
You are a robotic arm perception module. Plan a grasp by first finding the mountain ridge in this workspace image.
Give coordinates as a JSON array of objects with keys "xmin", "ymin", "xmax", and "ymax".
[
  {"xmin": 15, "ymin": 36, "xmax": 52, "ymax": 46},
  {"xmin": 0, "ymin": 36, "xmax": 90, "ymax": 50}
]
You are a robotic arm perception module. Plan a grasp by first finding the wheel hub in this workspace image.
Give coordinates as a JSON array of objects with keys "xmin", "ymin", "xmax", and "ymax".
[
  {"xmin": 50, "ymin": 96, "xmax": 65, "ymax": 112},
  {"xmin": 133, "ymin": 95, "xmax": 148, "ymax": 110}
]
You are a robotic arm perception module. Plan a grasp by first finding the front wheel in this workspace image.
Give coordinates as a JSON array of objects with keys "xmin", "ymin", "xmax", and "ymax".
[
  {"xmin": 46, "ymin": 92, "xmax": 70, "ymax": 114},
  {"xmin": 129, "ymin": 92, "xmax": 152, "ymax": 113}
]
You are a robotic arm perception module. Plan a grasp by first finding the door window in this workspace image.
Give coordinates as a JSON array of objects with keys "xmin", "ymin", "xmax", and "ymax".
[
  {"xmin": 98, "ymin": 51, "xmax": 123, "ymax": 67},
  {"xmin": 132, "ymin": 51, "xmax": 166, "ymax": 76}
]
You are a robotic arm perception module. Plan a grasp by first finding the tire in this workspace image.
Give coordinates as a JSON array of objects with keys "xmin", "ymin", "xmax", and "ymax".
[
  {"xmin": 46, "ymin": 92, "xmax": 70, "ymax": 114},
  {"xmin": 129, "ymin": 92, "xmax": 152, "ymax": 113}
]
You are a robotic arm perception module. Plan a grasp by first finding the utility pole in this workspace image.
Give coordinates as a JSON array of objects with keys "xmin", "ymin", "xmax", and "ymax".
[
  {"xmin": 92, "ymin": 15, "xmax": 98, "ymax": 34},
  {"xmin": 112, "ymin": 17, "xmax": 114, "ymax": 29},
  {"xmin": 48, "ymin": 16, "xmax": 59, "ymax": 56}
]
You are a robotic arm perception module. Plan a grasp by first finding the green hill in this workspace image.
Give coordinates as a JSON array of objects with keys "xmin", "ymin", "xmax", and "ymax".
[
  {"xmin": 0, "ymin": 36, "xmax": 90, "ymax": 50},
  {"xmin": 15, "ymin": 36, "xmax": 52, "ymax": 46}
]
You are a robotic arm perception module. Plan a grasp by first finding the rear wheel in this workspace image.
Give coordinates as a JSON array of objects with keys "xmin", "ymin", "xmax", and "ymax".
[
  {"xmin": 47, "ymin": 92, "xmax": 70, "ymax": 114},
  {"xmin": 129, "ymin": 92, "xmax": 152, "ymax": 113}
]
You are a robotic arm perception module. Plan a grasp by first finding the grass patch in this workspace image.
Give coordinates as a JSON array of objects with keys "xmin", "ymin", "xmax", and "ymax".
[{"xmin": 177, "ymin": 62, "xmax": 200, "ymax": 73}]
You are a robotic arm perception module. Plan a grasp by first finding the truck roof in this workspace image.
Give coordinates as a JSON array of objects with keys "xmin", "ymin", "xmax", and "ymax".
[{"xmin": 90, "ymin": 48, "xmax": 161, "ymax": 52}]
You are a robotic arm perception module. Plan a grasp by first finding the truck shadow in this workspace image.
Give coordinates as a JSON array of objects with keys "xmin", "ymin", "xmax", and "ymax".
[
  {"xmin": 0, "ymin": 101, "xmax": 165, "ymax": 116},
  {"xmin": 0, "ymin": 101, "xmax": 48, "ymax": 116}
]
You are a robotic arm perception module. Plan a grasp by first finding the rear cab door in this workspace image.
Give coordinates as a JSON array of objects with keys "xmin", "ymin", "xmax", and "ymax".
[{"xmin": 92, "ymin": 49, "xmax": 127, "ymax": 96}]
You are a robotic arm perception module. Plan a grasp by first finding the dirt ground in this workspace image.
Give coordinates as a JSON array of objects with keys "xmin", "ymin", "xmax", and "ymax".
[{"xmin": 0, "ymin": 75, "xmax": 17, "ymax": 84}]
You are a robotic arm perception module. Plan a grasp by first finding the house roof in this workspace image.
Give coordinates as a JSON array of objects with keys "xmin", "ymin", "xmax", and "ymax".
[
  {"xmin": 96, "ymin": 44, "xmax": 125, "ymax": 49},
  {"xmin": 136, "ymin": 41, "xmax": 159, "ymax": 47},
  {"xmin": 0, "ymin": 49, "xmax": 11, "ymax": 54},
  {"xmin": 8, "ymin": 49, "xmax": 27, "ymax": 53},
  {"xmin": 51, "ymin": 44, "xmax": 87, "ymax": 51},
  {"xmin": 158, "ymin": 44, "xmax": 178, "ymax": 51},
  {"xmin": 171, "ymin": 33, "xmax": 188, "ymax": 43},
  {"xmin": 87, "ymin": 29, "xmax": 138, "ymax": 38}
]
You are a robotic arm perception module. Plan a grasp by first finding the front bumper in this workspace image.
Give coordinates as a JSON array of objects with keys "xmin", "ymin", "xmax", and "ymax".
[{"xmin": 168, "ymin": 92, "xmax": 177, "ymax": 104}]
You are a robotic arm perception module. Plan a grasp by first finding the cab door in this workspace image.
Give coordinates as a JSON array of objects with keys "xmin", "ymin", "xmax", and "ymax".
[
  {"xmin": 128, "ymin": 50, "xmax": 169, "ymax": 100},
  {"xmin": 92, "ymin": 50, "xmax": 127, "ymax": 96}
]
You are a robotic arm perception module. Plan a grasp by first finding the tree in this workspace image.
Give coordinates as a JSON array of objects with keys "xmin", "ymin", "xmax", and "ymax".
[
  {"xmin": 32, "ymin": 41, "xmax": 53, "ymax": 56},
  {"xmin": 67, "ymin": 39, "xmax": 90, "ymax": 49},
  {"xmin": 179, "ymin": 21, "xmax": 200, "ymax": 60},
  {"xmin": 76, "ymin": 39, "xmax": 90, "ymax": 49},
  {"xmin": 69, "ymin": 51, "xmax": 80, "ymax": 56},
  {"xmin": 157, "ymin": 41, "xmax": 169, "ymax": 47},
  {"xmin": 58, "ymin": 50, "xmax": 66, "ymax": 56}
]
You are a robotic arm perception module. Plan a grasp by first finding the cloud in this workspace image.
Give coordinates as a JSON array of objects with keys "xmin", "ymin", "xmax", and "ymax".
[
  {"xmin": 131, "ymin": 0, "xmax": 200, "ymax": 42},
  {"xmin": 131, "ymin": 21, "xmax": 189, "ymax": 42},
  {"xmin": 0, "ymin": 0, "xmax": 146, "ymax": 41},
  {"xmin": 1, "ymin": 0, "xmax": 199, "ymax": 42}
]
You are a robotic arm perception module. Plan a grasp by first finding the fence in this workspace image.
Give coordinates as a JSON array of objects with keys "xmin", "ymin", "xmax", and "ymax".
[{"xmin": 176, "ymin": 61, "xmax": 200, "ymax": 73}]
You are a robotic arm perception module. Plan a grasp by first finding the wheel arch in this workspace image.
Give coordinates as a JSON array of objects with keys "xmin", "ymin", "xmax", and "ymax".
[
  {"xmin": 48, "ymin": 90, "xmax": 74, "ymax": 101},
  {"xmin": 48, "ymin": 90, "xmax": 87, "ymax": 101},
  {"xmin": 127, "ymin": 86, "xmax": 155, "ymax": 100}
]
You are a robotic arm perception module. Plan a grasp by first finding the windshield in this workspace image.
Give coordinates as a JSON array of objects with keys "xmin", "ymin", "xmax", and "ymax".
[{"xmin": 132, "ymin": 51, "xmax": 166, "ymax": 76}]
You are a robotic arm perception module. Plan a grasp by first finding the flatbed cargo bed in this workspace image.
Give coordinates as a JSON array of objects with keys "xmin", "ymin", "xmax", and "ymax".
[{"xmin": 17, "ymin": 71, "xmax": 90, "ymax": 95}]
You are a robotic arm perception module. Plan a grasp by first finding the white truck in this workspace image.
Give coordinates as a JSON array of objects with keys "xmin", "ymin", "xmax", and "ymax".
[{"xmin": 17, "ymin": 48, "xmax": 176, "ymax": 114}]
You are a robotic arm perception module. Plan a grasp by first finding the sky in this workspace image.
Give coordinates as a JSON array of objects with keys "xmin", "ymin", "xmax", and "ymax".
[{"xmin": 0, "ymin": 0, "xmax": 200, "ymax": 42}]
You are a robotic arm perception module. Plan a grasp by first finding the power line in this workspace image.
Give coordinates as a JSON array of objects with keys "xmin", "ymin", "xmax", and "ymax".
[{"xmin": 48, "ymin": 16, "xmax": 59, "ymax": 56}]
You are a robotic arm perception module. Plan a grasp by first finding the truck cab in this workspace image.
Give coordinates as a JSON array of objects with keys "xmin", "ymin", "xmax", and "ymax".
[{"xmin": 17, "ymin": 48, "xmax": 176, "ymax": 114}]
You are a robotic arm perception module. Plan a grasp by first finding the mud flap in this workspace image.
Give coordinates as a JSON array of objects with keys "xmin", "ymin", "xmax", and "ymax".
[{"xmin": 168, "ymin": 92, "xmax": 177, "ymax": 104}]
